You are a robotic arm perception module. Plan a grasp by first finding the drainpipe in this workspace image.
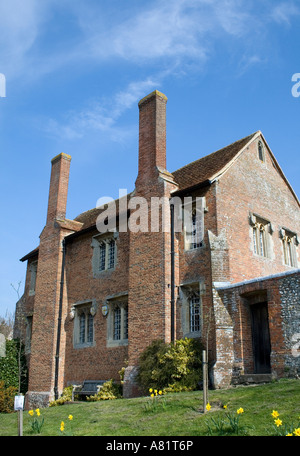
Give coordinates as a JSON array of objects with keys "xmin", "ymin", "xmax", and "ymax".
[
  {"xmin": 170, "ymin": 203, "xmax": 175, "ymax": 343},
  {"xmin": 54, "ymin": 238, "xmax": 66, "ymax": 400}
]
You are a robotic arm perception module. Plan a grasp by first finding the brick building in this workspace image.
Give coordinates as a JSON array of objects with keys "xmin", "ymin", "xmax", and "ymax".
[{"xmin": 15, "ymin": 90, "xmax": 300, "ymax": 409}]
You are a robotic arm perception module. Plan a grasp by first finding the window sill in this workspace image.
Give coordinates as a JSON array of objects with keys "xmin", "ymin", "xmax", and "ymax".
[
  {"xmin": 183, "ymin": 331, "xmax": 201, "ymax": 339},
  {"xmin": 107, "ymin": 338, "xmax": 128, "ymax": 348},
  {"xmin": 74, "ymin": 342, "xmax": 95, "ymax": 349}
]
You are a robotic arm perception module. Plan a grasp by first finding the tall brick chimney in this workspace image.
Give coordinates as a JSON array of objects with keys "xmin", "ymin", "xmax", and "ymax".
[
  {"xmin": 26, "ymin": 153, "xmax": 72, "ymax": 409},
  {"xmin": 124, "ymin": 90, "xmax": 179, "ymax": 398},
  {"xmin": 136, "ymin": 90, "xmax": 167, "ymax": 189},
  {"xmin": 46, "ymin": 153, "xmax": 72, "ymax": 224}
]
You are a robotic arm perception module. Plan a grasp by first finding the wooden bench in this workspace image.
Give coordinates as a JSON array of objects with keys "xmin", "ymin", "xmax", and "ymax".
[{"xmin": 72, "ymin": 380, "xmax": 106, "ymax": 401}]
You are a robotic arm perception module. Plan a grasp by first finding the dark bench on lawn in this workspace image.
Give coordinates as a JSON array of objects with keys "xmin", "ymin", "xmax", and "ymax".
[{"xmin": 72, "ymin": 380, "xmax": 106, "ymax": 401}]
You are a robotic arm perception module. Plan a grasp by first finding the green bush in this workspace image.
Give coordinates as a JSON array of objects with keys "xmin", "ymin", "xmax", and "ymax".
[
  {"xmin": 0, "ymin": 380, "xmax": 18, "ymax": 413},
  {"xmin": 0, "ymin": 339, "xmax": 28, "ymax": 393},
  {"xmin": 137, "ymin": 338, "xmax": 203, "ymax": 393},
  {"xmin": 87, "ymin": 380, "xmax": 122, "ymax": 401},
  {"xmin": 49, "ymin": 385, "xmax": 73, "ymax": 406}
]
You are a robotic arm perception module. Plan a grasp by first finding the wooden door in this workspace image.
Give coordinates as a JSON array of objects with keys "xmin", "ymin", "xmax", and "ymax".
[{"xmin": 250, "ymin": 302, "xmax": 271, "ymax": 374}]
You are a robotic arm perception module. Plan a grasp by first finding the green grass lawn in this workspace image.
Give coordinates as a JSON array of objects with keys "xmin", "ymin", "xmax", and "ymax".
[{"xmin": 0, "ymin": 379, "xmax": 299, "ymax": 437}]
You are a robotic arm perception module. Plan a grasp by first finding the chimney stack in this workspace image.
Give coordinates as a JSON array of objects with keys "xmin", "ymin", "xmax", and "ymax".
[
  {"xmin": 46, "ymin": 153, "xmax": 71, "ymax": 224},
  {"xmin": 136, "ymin": 90, "xmax": 167, "ymax": 187}
]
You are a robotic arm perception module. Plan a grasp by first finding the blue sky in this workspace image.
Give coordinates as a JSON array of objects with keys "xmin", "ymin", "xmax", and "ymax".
[{"xmin": 0, "ymin": 0, "xmax": 300, "ymax": 317}]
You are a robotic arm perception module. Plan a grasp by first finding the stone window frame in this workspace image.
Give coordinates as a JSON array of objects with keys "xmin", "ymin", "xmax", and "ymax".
[
  {"xmin": 258, "ymin": 140, "xmax": 265, "ymax": 162},
  {"xmin": 105, "ymin": 294, "xmax": 128, "ymax": 348},
  {"xmin": 91, "ymin": 232, "xmax": 118, "ymax": 276},
  {"xmin": 25, "ymin": 315, "xmax": 33, "ymax": 354},
  {"xmin": 280, "ymin": 227, "xmax": 299, "ymax": 268},
  {"xmin": 179, "ymin": 281, "xmax": 205, "ymax": 338},
  {"xmin": 249, "ymin": 213, "xmax": 273, "ymax": 259},
  {"xmin": 183, "ymin": 198, "xmax": 205, "ymax": 251},
  {"xmin": 29, "ymin": 260, "xmax": 38, "ymax": 296},
  {"xmin": 71, "ymin": 300, "xmax": 97, "ymax": 349}
]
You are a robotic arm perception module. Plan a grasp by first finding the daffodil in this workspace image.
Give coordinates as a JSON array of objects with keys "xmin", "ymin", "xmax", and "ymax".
[
  {"xmin": 149, "ymin": 388, "xmax": 153, "ymax": 393},
  {"xmin": 35, "ymin": 408, "xmax": 40, "ymax": 416},
  {"xmin": 274, "ymin": 418, "xmax": 282, "ymax": 427},
  {"xmin": 68, "ymin": 414, "xmax": 73, "ymax": 420},
  {"xmin": 206, "ymin": 403, "xmax": 211, "ymax": 411},
  {"xmin": 158, "ymin": 390, "xmax": 163, "ymax": 395},
  {"xmin": 293, "ymin": 428, "xmax": 300, "ymax": 436},
  {"xmin": 28, "ymin": 410, "xmax": 34, "ymax": 416},
  {"xmin": 150, "ymin": 393, "xmax": 154, "ymax": 398},
  {"xmin": 286, "ymin": 433, "xmax": 293, "ymax": 436},
  {"xmin": 237, "ymin": 408, "xmax": 244, "ymax": 414},
  {"xmin": 271, "ymin": 410, "xmax": 279, "ymax": 418},
  {"xmin": 223, "ymin": 404, "xmax": 227, "ymax": 409}
]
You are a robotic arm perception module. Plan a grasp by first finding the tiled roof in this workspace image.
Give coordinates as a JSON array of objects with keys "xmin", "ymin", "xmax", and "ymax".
[
  {"xmin": 172, "ymin": 132, "xmax": 258, "ymax": 192},
  {"xmin": 74, "ymin": 193, "xmax": 132, "ymax": 231},
  {"xmin": 21, "ymin": 131, "xmax": 260, "ymax": 257},
  {"xmin": 73, "ymin": 132, "xmax": 258, "ymax": 230}
]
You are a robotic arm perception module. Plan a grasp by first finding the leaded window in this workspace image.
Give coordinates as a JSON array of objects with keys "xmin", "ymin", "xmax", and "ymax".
[
  {"xmin": 282, "ymin": 230, "xmax": 298, "ymax": 267},
  {"xmin": 74, "ymin": 303, "xmax": 95, "ymax": 347},
  {"xmin": 251, "ymin": 214, "xmax": 272, "ymax": 258},
  {"xmin": 107, "ymin": 299, "xmax": 128, "ymax": 347},
  {"xmin": 113, "ymin": 306, "xmax": 121, "ymax": 340},
  {"xmin": 190, "ymin": 296, "xmax": 201, "ymax": 333}
]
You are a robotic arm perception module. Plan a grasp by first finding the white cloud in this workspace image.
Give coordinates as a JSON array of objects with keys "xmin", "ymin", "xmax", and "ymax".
[
  {"xmin": 270, "ymin": 2, "xmax": 300, "ymax": 25},
  {"xmin": 43, "ymin": 77, "xmax": 160, "ymax": 142},
  {"xmin": 78, "ymin": 0, "xmax": 253, "ymax": 65},
  {"xmin": 0, "ymin": 0, "xmax": 47, "ymax": 77}
]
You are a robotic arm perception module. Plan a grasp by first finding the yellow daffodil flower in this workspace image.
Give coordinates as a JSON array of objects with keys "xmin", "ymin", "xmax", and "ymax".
[
  {"xmin": 274, "ymin": 418, "xmax": 282, "ymax": 427},
  {"xmin": 149, "ymin": 388, "xmax": 153, "ymax": 393},
  {"xmin": 286, "ymin": 433, "xmax": 293, "ymax": 436},
  {"xmin": 206, "ymin": 403, "xmax": 211, "ymax": 411},
  {"xmin": 237, "ymin": 408, "xmax": 244, "ymax": 414},
  {"xmin": 293, "ymin": 428, "xmax": 300, "ymax": 436},
  {"xmin": 68, "ymin": 415, "xmax": 73, "ymax": 420},
  {"xmin": 158, "ymin": 390, "xmax": 163, "ymax": 395},
  {"xmin": 28, "ymin": 410, "xmax": 34, "ymax": 416},
  {"xmin": 35, "ymin": 409, "xmax": 40, "ymax": 416},
  {"xmin": 60, "ymin": 421, "xmax": 65, "ymax": 432},
  {"xmin": 271, "ymin": 410, "xmax": 279, "ymax": 418},
  {"xmin": 223, "ymin": 404, "xmax": 227, "ymax": 409}
]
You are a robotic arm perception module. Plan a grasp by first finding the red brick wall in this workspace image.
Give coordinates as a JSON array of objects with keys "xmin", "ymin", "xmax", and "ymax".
[
  {"xmin": 63, "ymin": 229, "xmax": 129, "ymax": 384},
  {"xmin": 215, "ymin": 135, "xmax": 300, "ymax": 283}
]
